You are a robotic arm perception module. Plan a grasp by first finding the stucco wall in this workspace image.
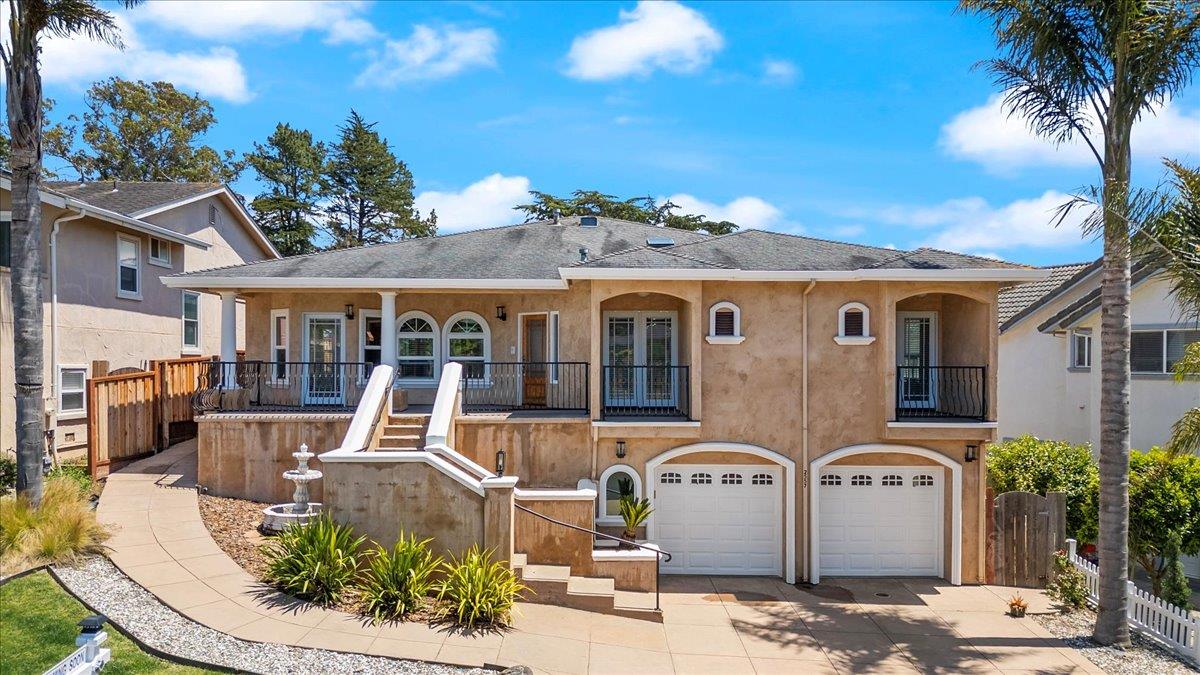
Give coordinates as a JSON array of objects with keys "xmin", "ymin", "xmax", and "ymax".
[{"xmin": 455, "ymin": 418, "xmax": 591, "ymax": 487}]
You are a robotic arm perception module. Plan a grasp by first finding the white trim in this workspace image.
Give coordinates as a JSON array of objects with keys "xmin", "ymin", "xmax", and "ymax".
[
  {"xmin": 560, "ymin": 267, "xmax": 1049, "ymax": 282},
  {"xmin": 425, "ymin": 362, "xmax": 463, "ymax": 448},
  {"xmin": 181, "ymin": 291, "xmax": 201, "ymax": 353},
  {"xmin": 833, "ymin": 336, "xmax": 875, "ymax": 346},
  {"xmin": 396, "ymin": 310, "xmax": 440, "ymax": 385},
  {"xmin": 514, "ymin": 487, "xmax": 598, "ymax": 501},
  {"xmin": 129, "ymin": 185, "xmax": 281, "ymax": 259},
  {"xmin": 444, "ymin": 311, "xmax": 491, "ymax": 381},
  {"xmin": 549, "ymin": 310, "xmax": 561, "ymax": 383},
  {"xmin": 645, "ymin": 442, "xmax": 796, "ymax": 584},
  {"xmin": 116, "ymin": 233, "xmax": 142, "ymax": 300},
  {"xmin": 148, "ymin": 236, "xmax": 172, "ymax": 268},
  {"xmin": 707, "ymin": 301, "xmax": 742, "ymax": 341},
  {"xmin": 270, "ymin": 309, "xmax": 290, "ymax": 384},
  {"xmin": 162, "ymin": 276, "xmax": 570, "ymax": 290},
  {"xmin": 886, "ymin": 421, "xmax": 998, "ymax": 429},
  {"xmin": 596, "ymin": 463, "xmax": 643, "ymax": 525},
  {"xmin": 838, "ymin": 301, "xmax": 871, "ymax": 339},
  {"xmin": 592, "ymin": 545, "xmax": 661, "ymax": 561},
  {"xmin": 57, "ymin": 364, "xmax": 88, "ymax": 419},
  {"xmin": 706, "ymin": 335, "xmax": 746, "ymax": 345},
  {"xmin": 1070, "ymin": 330, "xmax": 1092, "ymax": 369},
  {"xmin": 809, "ymin": 443, "xmax": 962, "ymax": 586}
]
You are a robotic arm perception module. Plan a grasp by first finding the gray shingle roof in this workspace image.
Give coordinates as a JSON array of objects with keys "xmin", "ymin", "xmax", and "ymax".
[
  {"xmin": 868, "ymin": 248, "xmax": 1026, "ymax": 270},
  {"xmin": 997, "ymin": 261, "xmax": 1096, "ymax": 330},
  {"xmin": 46, "ymin": 181, "xmax": 220, "ymax": 216},
  {"xmin": 1035, "ymin": 260, "xmax": 1161, "ymax": 333},
  {"xmin": 574, "ymin": 246, "xmax": 729, "ymax": 269}
]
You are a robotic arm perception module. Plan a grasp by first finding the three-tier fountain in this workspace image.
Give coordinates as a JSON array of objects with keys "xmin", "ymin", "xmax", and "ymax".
[{"xmin": 262, "ymin": 443, "xmax": 323, "ymax": 533}]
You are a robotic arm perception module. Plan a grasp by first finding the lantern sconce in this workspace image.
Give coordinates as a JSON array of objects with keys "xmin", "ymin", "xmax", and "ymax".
[
  {"xmin": 344, "ymin": 303, "xmax": 355, "ymax": 320},
  {"xmin": 965, "ymin": 444, "xmax": 978, "ymax": 463},
  {"xmin": 495, "ymin": 305, "xmax": 507, "ymax": 321},
  {"xmin": 616, "ymin": 440, "xmax": 627, "ymax": 459},
  {"xmin": 496, "ymin": 448, "xmax": 506, "ymax": 476}
]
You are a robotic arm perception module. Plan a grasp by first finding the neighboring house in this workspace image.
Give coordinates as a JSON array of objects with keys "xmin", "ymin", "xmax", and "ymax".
[
  {"xmin": 170, "ymin": 215, "xmax": 1043, "ymax": 587},
  {"xmin": 0, "ymin": 175, "xmax": 279, "ymax": 458}
]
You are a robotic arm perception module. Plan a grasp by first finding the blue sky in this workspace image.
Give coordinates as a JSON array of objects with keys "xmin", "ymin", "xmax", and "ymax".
[{"xmin": 33, "ymin": 0, "xmax": 1200, "ymax": 265}]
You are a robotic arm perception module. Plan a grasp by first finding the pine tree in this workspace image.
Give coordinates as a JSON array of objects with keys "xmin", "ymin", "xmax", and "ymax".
[{"xmin": 245, "ymin": 123, "xmax": 326, "ymax": 256}]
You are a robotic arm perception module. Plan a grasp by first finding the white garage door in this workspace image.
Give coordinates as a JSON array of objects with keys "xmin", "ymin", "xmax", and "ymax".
[
  {"xmin": 653, "ymin": 465, "xmax": 782, "ymax": 576},
  {"xmin": 819, "ymin": 467, "xmax": 942, "ymax": 577}
]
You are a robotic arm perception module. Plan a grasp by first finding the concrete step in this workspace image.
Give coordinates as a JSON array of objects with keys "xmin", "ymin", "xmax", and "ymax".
[
  {"xmin": 389, "ymin": 414, "xmax": 430, "ymax": 425},
  {"xmin": 512, "ymin": 555, "xmax": 661, "ymax": 622},
  {"xmin": 387, "ymin": 424, "xmax": 427, "ymax": 433}
]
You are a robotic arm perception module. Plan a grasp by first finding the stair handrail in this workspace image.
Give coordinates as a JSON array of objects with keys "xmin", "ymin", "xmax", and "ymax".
[{"xmin": 513, "ymin": 502, "xmax": 672, "ymax": 611}]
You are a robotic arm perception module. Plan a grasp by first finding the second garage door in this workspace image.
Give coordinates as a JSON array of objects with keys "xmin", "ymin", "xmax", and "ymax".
[
  {"xmin": 818, "ymin": 467, "xmax": 943, "ymax": 577},
  {"xmin": 653, "ymin": 465, "xmax": 782, "ymax": 576}
]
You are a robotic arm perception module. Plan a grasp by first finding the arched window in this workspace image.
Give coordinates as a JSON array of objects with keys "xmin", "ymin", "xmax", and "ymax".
[
  {"xmin": 706, "ymin": 301, "xmax": 745, "ymax": 344},
  {"xmin": 444, "ymin": 311, "xmax": 491, "ymax": 379},
  {"xmin": 598, "ymin": 464, "xmax": 642, "ymax": 524},
  {"xmin": 836, "ymin": 302, "xmax": 875, "ymax": 345},
  {"xmin": 396, "ymin": 311, "xmax": 439, "ymax": 384}
]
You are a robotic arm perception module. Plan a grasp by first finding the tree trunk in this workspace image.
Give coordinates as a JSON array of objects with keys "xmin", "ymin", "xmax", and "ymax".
[
  {"xmin": 5, "ymin": 16, "xmax": 47, "ymax": 504},
  {"xmin": 1093, "ymin": 104, "xmax": 1133, "ymax": 647}
]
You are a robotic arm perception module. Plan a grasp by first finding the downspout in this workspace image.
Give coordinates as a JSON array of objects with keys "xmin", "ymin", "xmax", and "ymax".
[
  {"xmin": 49, "ymin": 207, "xmax": 86, "ymax": 460},
  {"xmin": 801, "ymin": 279, "xmax": 816, "ymax": 582}
]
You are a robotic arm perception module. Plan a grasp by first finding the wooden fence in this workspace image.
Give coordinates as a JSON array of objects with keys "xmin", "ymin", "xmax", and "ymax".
[
  {"xmin": 87, "ymin": 356, "xmax": 215, "ymax": 478},
  {"xmin": 992, "ymin": 490, "xmax": 1066, "ymax": 588}
]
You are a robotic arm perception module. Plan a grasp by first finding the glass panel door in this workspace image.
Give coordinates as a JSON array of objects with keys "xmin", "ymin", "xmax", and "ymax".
[
  {"xmin": 606, "ymin": 316, "xmax": 636, "ymax": 406},
  {"xmin": 644, "ymin": 316, "xmax": 675, "ymax": 406},
  {"xmin": 897, "ymin": 312, "xmax": 937, "ymax": 409},
  {"xmin": 305, "ymin": 316, "xmax": 343, "ymax": 404}
]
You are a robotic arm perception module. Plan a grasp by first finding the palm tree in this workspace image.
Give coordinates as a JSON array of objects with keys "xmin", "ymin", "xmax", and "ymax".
[
  {"xmin": 1, "ymin": 0, "xmax": 138, "ymax": 503},
  {"xmin": 959, "ymin": 0, "xmax": 1200, "ymax": 646}
]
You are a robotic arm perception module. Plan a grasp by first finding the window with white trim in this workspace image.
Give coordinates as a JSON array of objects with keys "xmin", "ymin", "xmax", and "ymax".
[
  {"xmin": 1071, "ymin": 330, "xmax": 1092, "ymax": 369},
  {"xmin": 599, "ymin": 465, "xmax": 641, "ymax": 522},
  {"xmin": 398, "ymin": 311, "xmax": 439, "ymax": 383},
  {"xmin": 181, "ymin": 291, "xmax": 200, "ymax": 351},
  {"xmin": 148, "ymin": 236, "xmax": 171, "ymax": 266},
  {"xmin": 881, "ymin": 474, "xmax": 903, "ymax": 487},
  {"xmin": 116, "ymin": 234, "xmax": 141, "ymax": 299},
  {"xmin": 59, "ymin": 367, "xmax": 87, "ymax": 415},
  {"xmin": 721, "ymin": 472, "xmax": 743, "ymax": 485},
  {"xmin": 690, "ymin": 472, "xmax": 712, "ymax": 485},
  {"xmin": 445, "ymin": 312, "xmax": 490, "ymax": 379},
  {"xmin": 706, "ymin": 301, "xmax": 744, "ymax": 343},
  {"xmin": 660, "ymin": 471, "xmax": 682, "ymax": 484},
  {"xmin": 1131, "ymin": 328, "xmax": 1200, "ymax": 374},
  {"xmin": 360, "ymin": 310, "xmax": 382, "ymax": 370},
  {"xmin": 820, "ymin": 474, "xmax": 841, "ymax": 486},
  {"xmin": 270, "ymin": 309, "xmax": 289, "ymax": 382},
  {"xmin": 836, "ymin": 302, "xmax": 873, "ymax": 344},
  {"xmin": 850, "ymin": 474, "xmax": 872, "ymax": 486},
  {"xmin": 913, "ymin": 474, "xmax": 935, "ymax": 487},
  {"xmin": 752, "ymin": 473, "xmax": 774, "ymax": 485}
]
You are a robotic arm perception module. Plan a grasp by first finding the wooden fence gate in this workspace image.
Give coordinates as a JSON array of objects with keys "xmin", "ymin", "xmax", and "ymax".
[{"xmin": 992, "ymin": 490, "xmax": 1067, "ymax": 588}]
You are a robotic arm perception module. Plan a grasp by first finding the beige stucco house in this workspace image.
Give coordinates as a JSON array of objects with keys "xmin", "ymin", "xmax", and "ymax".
[
  {"xmin": 0, "ymin": 174, "xmax": 278, "ymax": 458},
  {"xmin": 170, "ymin": 215, "xmax": 1044, "ymax": 595}
]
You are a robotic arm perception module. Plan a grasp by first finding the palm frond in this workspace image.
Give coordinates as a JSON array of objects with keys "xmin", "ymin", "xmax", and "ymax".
[
  {"xmin": 1167, "ymin": 406, "xmax": 1200, "ymax": 457},
  {"xmin": 1136, "ymin": 161, "xmax": 1200, "ymax": 322}
]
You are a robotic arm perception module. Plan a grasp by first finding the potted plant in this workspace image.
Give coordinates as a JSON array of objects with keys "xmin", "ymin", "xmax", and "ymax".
[
  {"xmin": 1008, "ymin": 594, "xmax": 1028, "ymax": 618},
  {"xmin": 618, "ymin": 495, "xmax": 652, "ymax": 546}
]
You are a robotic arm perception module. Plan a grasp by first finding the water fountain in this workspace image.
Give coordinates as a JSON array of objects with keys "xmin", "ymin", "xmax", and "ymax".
[{"xmin": 261, "ymin": 443, "xmax": 324, "ymax": 533}]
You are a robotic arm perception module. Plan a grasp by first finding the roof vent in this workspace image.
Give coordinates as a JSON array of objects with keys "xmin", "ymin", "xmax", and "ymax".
[
  {"xmin": 579, "ymin": 247, "xmax": 589, "ymax": 263},
  {"xmin": 646, "ymin": 236, "xmax": 674, "ymax": 248},
  {"xmin": 579, "ymin": 215, "xmax": 598, "ymax": 227},
  {"xmin": 553, "ymin": 209, "xmax": 562, "ymax": 225}
]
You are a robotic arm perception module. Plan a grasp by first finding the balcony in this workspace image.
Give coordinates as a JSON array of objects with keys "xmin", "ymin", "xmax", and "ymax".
[
  {"xmin": 895, "ymin": 365, "xmax": 988, "ymax": 422},
  {"xmin": 602, "ymin": 364, "xmax": 691, "ymax": 420},
  {"xmin": 194, "ymin": 361, "xmax": 373, "ymax": 412},
  {"xmin": 460, "ymin": 362, "xmax": 589, "ymax": 415}
]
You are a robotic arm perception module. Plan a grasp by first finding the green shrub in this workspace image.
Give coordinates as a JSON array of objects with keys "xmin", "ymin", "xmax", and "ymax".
[
  {"xmin": 0, "ymin": 477, "xmax": 110, "ymax": 575},
  {"xmin": 0, "ymin": 456, "xmax": 15, "ymax": 496},
  {"xmin": 1160, "ymin": 532, "xmax": 1193, "ymax": 610},
  {"xmin": 46, "ymin": 464, "xmax": 93, "ymax": 496},
  {"xmin": 436, "ymin": 545, "xmax": 526, "ymax": 627},
  {"xmin": 1129, "ymin": 449, "xmax": 1200, "ymax": 599},
  {"xmin": 618, "ymin": 496, "xmax": 652, "ymax": 540},
  {"xmin": 261, "ymin": 514, "xmax": 365, "ymax": 605},
  {"xmin": 1045, "ymin": 550, "xmax": 1088, "ymax": 610},
  {"xmin": 359, "ymin": 533, "xmax": 442, "ymax": 622},
  {"xmin": 987, "ymin": 435, "xmax": 1098, "ymax": 543}
]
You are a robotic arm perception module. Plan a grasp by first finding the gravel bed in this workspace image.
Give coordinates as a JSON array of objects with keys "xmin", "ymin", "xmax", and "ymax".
[
  {"xmin": 54, "ymin": 556, "xmax": 487, "ymax": 675},
  {"xmin": 1032, "ymin": 608, "xmax": 1199, "ymax": 674},
  {"xmin": 198, "ymin": 493, "xmax": 271, "ymax": 580}
]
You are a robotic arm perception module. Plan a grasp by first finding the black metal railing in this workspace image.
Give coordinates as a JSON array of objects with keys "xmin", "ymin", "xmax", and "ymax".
[
  {"xmin": 895, "ymin": 365, "xmax": 988, "ymax": 421},
  {"xmin": 513, "ymin": 502, "xmax": 672, "ymax": 611},
  {"xmin": 601, "ymin": 365, "xmax": 690, "ymax": 419},
  {"xmin": 194, "ymin": 360, "xmax": 373, "ymax": 412},
  {"xmin": 460, "ymin": 362, "xmax": 589, "ymax": 414}
]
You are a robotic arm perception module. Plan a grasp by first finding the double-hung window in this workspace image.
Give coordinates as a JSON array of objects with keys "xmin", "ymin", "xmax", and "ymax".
[
  {"xmin": 59, "ymin": 367, "xmax": 87, "ymax": 417},
  {"xmin": 1132, "ymin": 328, "xmax": 1200, "ymax": 374},
  {"xmin": 1070, "ymin": 330, "xmax": 1091, "ymax": 369},
  {"xmin": 182, "ymin": 291, "xmax": 201, "ymax": 352},
  {"xmin": 116, "ymin": 234, "xmax": 141, "ymax": 299},
  {"xmin": 270, "ymin": 310, "xmax": 289, "ymax": 382}
]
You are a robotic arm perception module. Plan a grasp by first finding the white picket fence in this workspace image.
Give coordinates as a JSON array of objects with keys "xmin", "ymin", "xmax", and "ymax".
[{"xmin": 1066, "ymin": 539, "xmax": 1200, "ymax": 663}]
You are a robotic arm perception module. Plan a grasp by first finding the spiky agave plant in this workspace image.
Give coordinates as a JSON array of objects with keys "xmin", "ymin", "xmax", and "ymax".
[
  {"xmin": 359, "ymin": 532, "xmax": 442, "ymax": 622},
  {"xmin": 435, "ymin": 545, "xmax": 526, "ymax": 627},
  {"xmin": 618, "ymin": 495, "xmax": 652, "ymax": 541},
  {"xmin": 261, "ymin": 513, "xmax": 364, "ymax": 605}
]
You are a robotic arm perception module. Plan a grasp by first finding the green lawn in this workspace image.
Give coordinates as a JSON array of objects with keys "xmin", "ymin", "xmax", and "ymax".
[{"xmin": 0, "ymin": 570, "xmax": 215, "ymax": 674}]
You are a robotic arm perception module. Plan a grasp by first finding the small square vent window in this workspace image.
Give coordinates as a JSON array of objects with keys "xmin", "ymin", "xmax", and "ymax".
[
  {"xmin": 580, "ymin": 216, "xmax": 598, "ymax": 227},
  {"xmin": 646, "ymin": 237, "xmax": 674, "ymax": 247}
]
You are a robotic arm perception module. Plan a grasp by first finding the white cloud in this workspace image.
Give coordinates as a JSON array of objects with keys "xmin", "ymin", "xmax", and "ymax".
[
  {"xmin": 761, "ymin": 58, "xmax": 799, "ymax": 86},
  {"xmin": 414, "ymin": 173, "xmax": 531, "ymax": 233},
  {"xmin": 940, "ymin": 93, "xmax": 1200, "ymax": 172},
  {"xmin": 39, "ymin": 16, "xmax": 251, "ymax": 103},
  {"xmin": 666, "ymin": 193, "xmax": 786, "ymax": 230},
  {"xmin": 356, "ymin": 25, "xmax": 498, "ymax": 87},
  {"xmin": 136, "ymin": 1, "xmax": 378, "ymax": 44},
  {"xmin": 565, "ymin": 1, "xmax": 723, "ymax": 81}
]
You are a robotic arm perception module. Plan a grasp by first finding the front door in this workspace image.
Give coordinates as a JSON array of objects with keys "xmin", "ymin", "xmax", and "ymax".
[
  {"xmin": 521, "ymin": 314, "xmax": 547, "ymax": 406},
  {"xmin": 304, "ymin": 315, "xmax": 344, "ymax": 404},
  {"xmin": 604, "ymin": 312, "xmax": 677, "ymax": 409},
  {"xmin": 896, "ymin": 311, "xmax": 938, "ymax": 410}
]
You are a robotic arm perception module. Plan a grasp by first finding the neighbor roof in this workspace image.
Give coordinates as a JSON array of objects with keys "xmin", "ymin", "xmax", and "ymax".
[
  {"xmin": 168, "ymin": 216, "xmax": 1043, "ymax": 289},
  {"xmin": 998, "ymin": 261, "xmax": 1097, "ymax": 331},
  {"xmin": 1036, "ymin": 259, "xmax": 1161, "ymax": 333},
  {"xmin": 46, "ymin": 181, "xmax": 222, "ymax": 217}
]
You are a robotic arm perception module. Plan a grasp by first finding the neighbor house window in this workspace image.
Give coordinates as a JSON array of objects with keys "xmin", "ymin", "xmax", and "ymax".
[
  {"xmin": 359, "ymin": 310, "xmax": 382, "ymax": 372},
  {"xmin": 0, "ymin": 211, "xmax": 11, "ymax": 267},
  {"xmin": 444, "ymin": 312, "xmax": 490, "ymax": 379},
  {"xmin": 1070, "ymin": 330, "xmax": 1091, "ymax": 369},
  {"xmin": 148, "ymin": 236, "xmax": 171, "ymax": 267},
  {"xmin": 706, "ymin": 301, "xmax": 744, "ymax": 344},
  {"xmin": 181, "ymin": 291, "xmax": 200, "ymax": 352},
  {"xmin": 836, "ymin": 302, "xmax": 874, "ymax": 344},
  {"xmin": 1132, "ymin": 328, "xmax": 1200, "ymax": 374},
  {"xmin": 270, "ymin": 309, "xmax": 289, "ymax": 381},
  {"xmin": 116, "ymin": 234, "xmax": 141, "ymax": 299},
  {"xmin": 598, "ymin": 464, "xmax": 641, "ymax": 524},
  {"xmin": 397, "ymin": 311, "xmax": 439, "ymax": 383},
  {"xmin": 59, "ymin": 367, "xmax": 86, "ymax": 416}
]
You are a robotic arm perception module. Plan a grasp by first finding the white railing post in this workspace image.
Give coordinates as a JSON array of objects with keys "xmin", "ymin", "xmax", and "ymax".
[{"xmin": 1066, "ymin": 538, "xmax": 1077, "ymax": 560}]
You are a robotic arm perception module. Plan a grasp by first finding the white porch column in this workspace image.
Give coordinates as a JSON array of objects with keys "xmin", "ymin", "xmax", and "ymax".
[
  {"xmin": 219, "ymin": 291, "xmax": 238, "ymax": 387},
  {"xmin": 379, "ymin": 291, "xmax": 397, "ymax": 372}
]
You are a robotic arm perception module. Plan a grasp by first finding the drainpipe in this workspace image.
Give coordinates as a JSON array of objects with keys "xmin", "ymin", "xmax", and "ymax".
[
  {"xmin": 801, "ymin": 279, "xmax": 816, "ymax": 582},
  {"xmin": 49, "ymin": 207, "xmax": 86, "ymax": 459}
]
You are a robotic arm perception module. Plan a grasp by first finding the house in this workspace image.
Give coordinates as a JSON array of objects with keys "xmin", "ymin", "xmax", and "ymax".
[
  {"xmin": 0, "ymin": 175, "xmax": 279, "ymax": 459},
  {"xmin": 166, "ymin": 215, "xmax": 1044, "ymax": 595}
]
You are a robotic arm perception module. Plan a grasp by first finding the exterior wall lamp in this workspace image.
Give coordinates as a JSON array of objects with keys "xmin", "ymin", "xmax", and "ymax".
[
  {"xmin": 344, "ymin": 303, "xmax": 355, "ymax": 320},
  {"xmin": 495, "ymin": 305, "xmax": 507, "ymax": 321},
  {"xmin": 616, "ymin": 440, "xmax": 626, "ymax": 459},
  {"xmin": 495, "ymin": 448, "xmax": 506, "ymax": 476},
  {"xmin": 965, "ymin": 444, "xmax": 978, "ymax": 463}
]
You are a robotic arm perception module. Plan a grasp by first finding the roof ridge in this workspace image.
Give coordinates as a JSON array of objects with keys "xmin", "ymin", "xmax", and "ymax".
[
  {"xmin": 571, "ymin": 243, "xmax": 728, "ymax": 269},
  {"xmin": 668, "ymin": 227, "xmax": 911, "ymax": 257},
  {"xmin": 864, "ymin": 248, "xmax": 921, "ymax": 269},
  {"xmin": 649, "ymin": 246, "xmax": 729, "ymax": 268},
  {"xmin": 912, "ymin": 246, "xmax": 1029, "ymax": 269}
]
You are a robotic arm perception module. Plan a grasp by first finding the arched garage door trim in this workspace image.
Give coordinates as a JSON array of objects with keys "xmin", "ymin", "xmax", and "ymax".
[
  {"xmin": 646, "ymin": 442, "xmax": 796, "ymax": 584},
  {"xmin": 810, "ymin": 443, "xmax": 961, "ymax": 586}
]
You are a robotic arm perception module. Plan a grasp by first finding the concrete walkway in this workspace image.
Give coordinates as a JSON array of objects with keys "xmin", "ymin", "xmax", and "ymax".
[{"xmin": 99, "ymin": 442, "xmax": 1104, "ymax": 674}]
